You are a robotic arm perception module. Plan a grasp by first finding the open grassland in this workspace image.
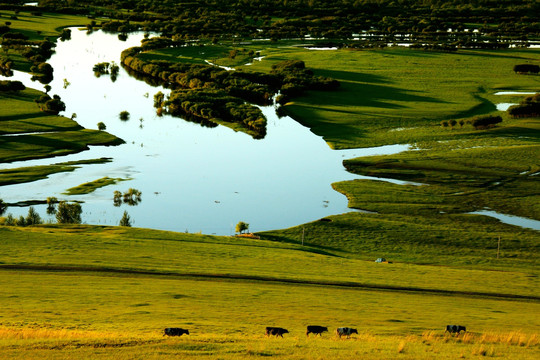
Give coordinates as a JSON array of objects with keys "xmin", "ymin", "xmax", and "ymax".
[
  {"xmin": 0, "ymin": 225, "xmax": 538, "ymax": 359},
  {"xmin": 0, "ymin": 10, "xmax": 91, "ymax": 41},
  {"xmin": 0, "ymin": 88, "xmax": 123, "ymax": 164},
  {"xmin": 244, "ymin": 47, "xmax": 540, "ymax": 149},
  {"xmin": 0, "ymin": 88, "xmax": 82, "ymax": 134},
  {"xmin": 261, "ymin": 211, "xmax": 539, "ymax": 270}
]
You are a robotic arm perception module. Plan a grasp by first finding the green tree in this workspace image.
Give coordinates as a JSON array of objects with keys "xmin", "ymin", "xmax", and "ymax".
[
  {"xmin": 0, "ymin": 198, "xmax": 6, "ymax": 216},
  {"xmin": 97, "ymin": 121, "xmax": 106, "ymax": 130},
  {"xmin": 113, "ymin": 190, "xmax": 122, "ymax": 207},
  {"xmin": 154, "ymin": 91, "xmax": 164, "ymax": 108},
  {"xmin": 5, "ymin": 213, "xmax": 15, "ymax": 226},
  {"xmin": 235, "ymin": 221, "xmax": 249, "ymax": 234},
  {"xmin": 16, "ymin": 215, "xmax": 26, "ymax": 227},
  {"xmin": 123, "ymin": 188, "xmax": 142, "ymax": 206},
  {"xmin": 25, "ymin": 206, "xmax": 42, "ymax": 225},
  {"xmin": 119, "ymin": 210, "xmax": 132, "ymax": 227},
  {"xmin": 119, "ymin": 110, "xmax": 130, "ymax": 121},
  {"xmin": 56, "ymin": 201, "xmax": 82, "ymax": 224},
  {"xmin": 46, "ymin": 196, "xmax": 57, "ymax": 215}
]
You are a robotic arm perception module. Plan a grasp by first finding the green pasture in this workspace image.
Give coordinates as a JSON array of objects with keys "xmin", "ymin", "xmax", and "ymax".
[
  {"xmin": 0, "ymin": 88, "xmax": 82, "ymax": 134},
  {"xmin": 0, "ymin": 225, "xmax": 538, "ymax": 296},
  {"xmin": 261, "ymin": 211, "xmax": 539, "ymax": 270},
  {"xmin": 243, "ymin": 46, "xmax": 540, "ymax": 148},
  {"xmin": 0, "ymin": 225, "xmax": 538, "ymax": 359},
  {"xmin": 0, "ymin": 88, "xmax": 123, "ymax": 164},
  {"xmin": 0, "ymin": 10, "xmax": 91, "ymax": 41}
]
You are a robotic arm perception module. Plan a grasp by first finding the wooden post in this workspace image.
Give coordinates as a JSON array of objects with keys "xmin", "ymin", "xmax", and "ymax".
[
  {"xmin": 302, "ymin": 227, "xmax": 305, "ymax": 246},
  {"xmin": 497, "ymin": 236, "xmax": 501, "ymax": 259}
]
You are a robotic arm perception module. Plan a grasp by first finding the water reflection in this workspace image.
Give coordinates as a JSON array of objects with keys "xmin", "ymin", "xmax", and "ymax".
[{"xmin": 0, "ymin": 28, "xmax": 410, "ymax": 234}]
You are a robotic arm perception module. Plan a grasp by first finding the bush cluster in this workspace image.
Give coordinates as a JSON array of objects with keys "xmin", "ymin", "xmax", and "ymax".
[
  {"xmin": 0, "ymin": 80, "xmax": 25, "ymax": 91},
  {"xmin": 441, "ymin": 115, "xmax": 502, "ymax": 130},
  {"xmin": 508, "ymin": 94, "xmax": 540, "ymax": 118}
]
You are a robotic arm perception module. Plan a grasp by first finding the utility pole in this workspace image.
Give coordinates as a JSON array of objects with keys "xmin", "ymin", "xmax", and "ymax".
[{"xmin": 497, "ymin": 236, "xmax": 501, "ymax": 259}]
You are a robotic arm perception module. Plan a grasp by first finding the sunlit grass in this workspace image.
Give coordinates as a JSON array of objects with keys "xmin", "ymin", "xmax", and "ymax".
[{"xmin": 0, "ymin": 89, "xmax": 124, "ymax": 163}]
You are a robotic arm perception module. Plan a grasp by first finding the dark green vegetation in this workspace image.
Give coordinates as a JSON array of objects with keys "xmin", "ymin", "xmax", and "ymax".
[
  {"xmin": 509, "ymin": 93, "xmax": 540, "ymax": 118},
  {"xmin": 123, "ymin": 41, "xmax": 338, "ymax": 138},
  {"xmin": 38, "ymin": 0, "xmax": 539, "ymax": 48}
]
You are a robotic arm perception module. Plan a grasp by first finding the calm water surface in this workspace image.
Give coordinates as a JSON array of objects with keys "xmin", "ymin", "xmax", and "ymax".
[{"xmin": 0, "ymin": 29, "xmax": 410, "ymax": 234}]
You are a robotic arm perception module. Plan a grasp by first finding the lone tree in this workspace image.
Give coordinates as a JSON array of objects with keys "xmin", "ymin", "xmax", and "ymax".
[
  {"xmin": 25, "ymin": 206, "xmax": 42, "ymax": 225},
  {"xmin": 46, "ymin": 196, "xmax": 57, "ymax": 215},
  {"xmin": 119, "ymin": 110, "xmax": 130, "ymax": 121},
  {"xmin": 97, "ymin": 121, "xmax": 106, "ymax": 130},
  {"xmin": 56, "ymin": 201, "xmax": 82, "ymax": 224},
  {"xmin": 0, "ymin": 198, "xmax": 6, "ymax": 216},
  {"xmin": 235, "ymin": 221, "xmax": 249, "ymax": 234},
  {"xmin": 119, "ymin": 210, "xmax": 132, "ymax": 227}
]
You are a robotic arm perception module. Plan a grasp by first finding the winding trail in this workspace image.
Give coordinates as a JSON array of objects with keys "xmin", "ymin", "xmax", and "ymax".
[{"xmin": 2, "ymin": 264, "xmax": 538, "ymax": 302}]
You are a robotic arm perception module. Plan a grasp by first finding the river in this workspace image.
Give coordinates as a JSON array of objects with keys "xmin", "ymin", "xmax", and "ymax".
[{"xmin": 0, "ymin": 28, "xmax": 412, "ymax": 234}]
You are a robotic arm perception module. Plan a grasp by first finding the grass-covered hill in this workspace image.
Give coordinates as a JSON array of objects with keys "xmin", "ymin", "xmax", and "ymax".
[{"xmin": 0, "ymin": 225, "xmax": 538, "ymax": 359}]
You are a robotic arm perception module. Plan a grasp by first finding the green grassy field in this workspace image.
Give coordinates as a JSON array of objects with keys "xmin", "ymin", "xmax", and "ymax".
[
  {"xmin": 0, "ymin": 10, "xmax": 91, "ymax": 41},
  {"xmin": 0, "ymin": 225, "xmax": 538, "ymax": 359},
  {"xmin": 0, "ymin": 14, "xmax": 539, "ymax": 359},
  {"xmin": 0, "ymin": 88, "xmax": 123, "ymax": 164},
  {"xmin": 243, "ymin": 46, "xmax": 540, "ymax": 148}
]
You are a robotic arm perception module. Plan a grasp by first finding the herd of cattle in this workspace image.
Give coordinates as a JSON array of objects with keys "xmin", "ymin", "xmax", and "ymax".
[{"xmin": 163, "ymin": 324, "xmax": 466, "ymax": 338}]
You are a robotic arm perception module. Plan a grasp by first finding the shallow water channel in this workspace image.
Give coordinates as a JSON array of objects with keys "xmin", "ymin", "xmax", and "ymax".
[{"xmin": 1, "ymin": 28, "xmax": 412, "ymax": 234}]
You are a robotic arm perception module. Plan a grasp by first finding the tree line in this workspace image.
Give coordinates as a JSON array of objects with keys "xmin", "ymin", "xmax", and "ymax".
[
  {"xmin": 35, "ymin": 0, "xmax": 539, "ymax": 48},
  {"xmin": 441, "ymin": 115, "xmax": 503, "ymax": 130}
]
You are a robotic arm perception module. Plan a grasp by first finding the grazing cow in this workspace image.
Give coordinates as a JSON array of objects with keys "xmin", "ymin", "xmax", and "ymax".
[
  {"xmin": 336, "ymin": 327, "xmax": 358, "ymax": 338},
  {"xmin": 445, "ymin": 325, "xmax": 466, "ymax": 334},
  {"xmin": 265, "ymin": 326, "xmax": 289, "ymax": 337},
  {"xmin": 306, "ymin": 325, "xmax": 328, "ymax": 337},
  {"xmin": 164, "ymin": 327, "xmax": 190, "ymax": 336}
]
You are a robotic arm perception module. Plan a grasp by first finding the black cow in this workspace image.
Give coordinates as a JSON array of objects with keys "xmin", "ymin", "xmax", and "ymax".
[
  {"xmin": 164, "ymin": 327, "xmax": 190, "ymax": 336},
  {"xmin": 336, "ymin": 327, "xmax": 358, "ymax": 338},
  {"xmin": 265, "ymin": 326, "xmax": 289, "ymax": 337},
  {"xmin": 306, "ymin": 325, "xmax": 328, "ymax": 337},
  {"xmin": 445, "ymin": 325, "xmax": 466, "ymax": 334}
]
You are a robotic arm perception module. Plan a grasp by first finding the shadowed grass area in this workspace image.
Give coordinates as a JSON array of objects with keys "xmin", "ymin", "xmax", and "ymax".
[{"xmin": 244, "ymin": 47, "xmax": 540, "ymax": 149}]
